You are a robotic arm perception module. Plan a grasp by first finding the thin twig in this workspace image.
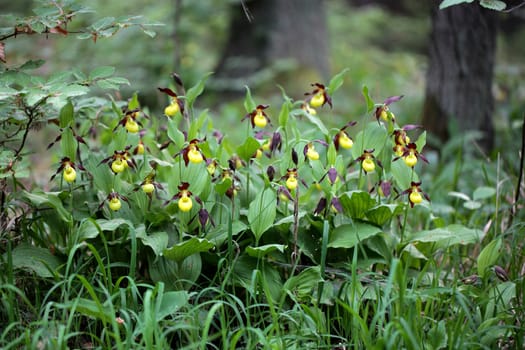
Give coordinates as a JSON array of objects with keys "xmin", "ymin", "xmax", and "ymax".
[{"xmin": 510, "ymin": 112, "xmax": 525, "ymax": 226}]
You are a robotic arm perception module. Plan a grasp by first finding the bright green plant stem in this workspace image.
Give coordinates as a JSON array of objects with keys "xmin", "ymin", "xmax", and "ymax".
[
  {"xmin": 317, "ymin": 219, "xmax": 330, "ymax": 305},
  {"xmin": 400, "ymin": 168, "xmax": 415, "ymax": 245}
]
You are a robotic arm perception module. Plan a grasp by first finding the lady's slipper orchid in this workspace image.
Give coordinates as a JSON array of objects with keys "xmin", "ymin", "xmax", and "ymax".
[
  {"xmin": 396, "ymin": 181, "xmax": 430, "ymax": 208},
  {"xmin": 178, "ymin": 139, "xmax": 205, "ymax": 166},
  {"xmin": 374, "ymin": 95, "xmax": 403, "ymax": 123},
  {"xmin": 98, "ymin": 191, "xmax": 129, "ymax": 212},
  {"xmin": 334, "ymin": 121, "xmax": 357, "ymax": 150},
  {"xmin": 243, "ymin": 104, "xmax": 270, "ymax": 128},
  {"xmin": 100, "ymin": 147, "xmax": 136, "ymax": 174},
  {"xmin": 158, "ymin": 87, "xmax": 185, "ymax": 117},
  {"xmin": 51, "ymin": 157, "xmax": 85, "ymax": 183},
  {"xmin": 352, "ymin": 149, "xmax": 381, "ymax": 174},
  {"xmin": 113, "ymin": 108, "xmax": 144, "ymax": 134},
  {"xmin": 284, "ymin": 168, "xmax": 299, "ymax": 191},
  {"xmin": 393, "ymin": 143, "xmax": 429, "ymax": 168},
  {"xmin": 305, "ymin": 83, "xmax": 332, "ymax": 109}
]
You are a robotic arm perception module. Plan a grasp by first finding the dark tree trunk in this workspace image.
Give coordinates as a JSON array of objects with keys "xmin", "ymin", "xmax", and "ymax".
[
  {"xmin": 422, "ymin": 1, "xmax": 498, "ymax": 151},
  {"xmin": 214, "ymin": 0, "xmax": 329, "ymax": 93}
]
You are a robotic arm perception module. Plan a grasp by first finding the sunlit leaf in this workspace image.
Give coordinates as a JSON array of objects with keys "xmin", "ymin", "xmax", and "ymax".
[
  {"xmin": 439, "ymin": 0, "xmax": 475, "ymax": 9},
  {"xmin": 473, "ymin": 186, "xmax": 496, "ymax": 201},
  {"xmin": 248, "ymin": 188, "xmax": 277, "ymax": 241},
  {"xmin": 163, "ymin": 237, "xmax": 214, "ymax": 263},
  {"xmin": 328, "ymin": 221, "xmax": 383, "ymax": 248},
  {"xmin": 477, "ymin": 238, "xmax": 501, "ymax": 278},
  {"xmin": 327, "ymin": 68, "xmax": 349, "ymax": 95},
  {"xmin": 246, "ymin": 244, "xmax": 286, "ymax": 259},
  {"xmin": 8, "ymin": 243, "xmax": 62, "ymax": 278}
]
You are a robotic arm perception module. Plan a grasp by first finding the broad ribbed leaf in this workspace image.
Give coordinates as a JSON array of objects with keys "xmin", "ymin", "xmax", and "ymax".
[
  {"xmin": 8, "ymin": 243, "xmax": 62, "ymax": 278},
  {"xmin": 328, "ymin": 221, "xmax": 382, "ymax": 248},
  {"xmin": 246, "ymin": 244, "xmax": 286, "ymax": 259},
  {"xmin": 339, "ymin": 191, "xmax": 376, "ymax": 219},
  {"xmin": 477, "ymin": 238, "xmax": 501, "ymax": 278},
  {"xmin": 248, "ymin": 188, "xmax": 277, "ymax": 241},
  {"xmin": 163, "ymin": 237, "xmax": 214, "ymax": 263}
]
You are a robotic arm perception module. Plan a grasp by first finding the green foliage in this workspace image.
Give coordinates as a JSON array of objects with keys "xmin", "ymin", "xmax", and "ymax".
[{"xmin": 0, "ymin": 1, "xmax": 522, "ymax": 349}]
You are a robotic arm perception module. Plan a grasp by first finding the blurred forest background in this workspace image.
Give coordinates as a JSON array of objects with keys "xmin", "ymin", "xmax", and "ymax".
[{"xmin": 3, "ymin": 0, "xmax": 525, "ymax": 151}]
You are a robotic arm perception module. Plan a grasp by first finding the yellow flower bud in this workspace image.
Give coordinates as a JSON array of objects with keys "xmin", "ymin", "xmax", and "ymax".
[
  {"xmin": 253, "ymin": 111, "xmax": 267, "ymax": 128},
  {"xmin": 362, "ymin": 158, "xmax": 375, "ymax": 173},
  {"xmin": 109, "ymin": 197, "xmax": 122, "ymax": 211},
  {"xmin": 111, "ymin": 159, "xmax": 126, "ymax": 173},
  {"xmin": 178, "ymin": 195, "xmax": 193, "ymax": 212},
  {"xmin": 254, "ymin": 148, "xmax": 263, "ymax": 159},
  {"xmin": 63, "ymin": 165, "xmax": 76, "ymax": 183},
  {"xmin": 409, "ymin": 191, "xmax": 423, "ymax": 205},
  {"xmin": 380, "ymin": 110, "xmax": 388, "ymax": 121},
  {"xmin": 286, "ymin": 175, "xmax": 298, "ymax": 191},
  {"xmin": 309, "ymin": 93, "xmax": 325, "ymax": 108},
  {"xmin": 125, "ymin": 119, "xmax": 139, "ymax": 133},
  {"xmin": 142, "ymin": 183, "xmax": 155, "ymax": 194}
]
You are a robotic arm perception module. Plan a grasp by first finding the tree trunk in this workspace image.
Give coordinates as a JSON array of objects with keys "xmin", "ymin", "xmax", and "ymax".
[
  {"xmin": 214, "ymin": 0, "xmax": 329, "ymax": 93},
  {"xmin": 422, "ymin": 1, "xmax": 498, "ymax": 151}
]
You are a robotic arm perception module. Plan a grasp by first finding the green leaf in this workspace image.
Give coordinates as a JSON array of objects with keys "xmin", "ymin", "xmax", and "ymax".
[
  {"xmin": 89, "ymin": 66, "xmax": 115, "ymax": 80},
  {"xmin": 278, "ymin": 98, "xmax": 290, "ymax": 128},
  {"xmin": 464, "ymin": 200, "xmax": 482, "ymax": 210},
  {"xmin": 473, "ymin": 186, "xmax": 496, "ymax": 201},
  {"xmin": 327, "ymin": 68, "xmax": 350, "ymax": 95},
  {"xmin": 128, "ymin": 92, "xmax": 140, "ymax": 110},
  {"xmin": 351, "ymin": 122, "xmax": 388, "ymax": 159},
  {"xmin": 137, "ymin": 229, "xmax": 169, "ymax": 257},
  {"xmin": 61, "ymin": 84, "xmax": 89, "ymax": 97},
  {"xmin": 188, "ymin": 109, "xmax": 209, "ymax": 140},
  {"xmin": 248, "ymin": 188, "xmax": 277, "ymax": 241},
  {"xmin": 408, "ymin": 224, "xmax": 482, "ymax": 248},
  {"xmin": 339, "ymin": 191, "xmax": 376, "ymax": 219},
  {"xmin": 448, "ymin": 191, "xmax": 471, "ymax": 202},
  {"xmin": 23, "ymin": 190, "xmax": 72, "ymax": 223},
  {"xmin": 243, "ymin": 86, "xmax": 256, "ymax": 113},
  {"xmin": 7, "ymin": 243, "xmax": 62, "ymax": 278},
  {"xmin": 91, "ymin": 17, "xmax": 115, "ymax": 31},
  {"xmin": 362, "ymin": 85, "xmax": 375, "ymax": 113},
  {"xmin": 60, "ymin": 127, "xmax": 77, "ymax": 161},
  {"xmin": 59, "ymin": 100, "xmax": 74, "ymax": 128},
  {"xmin": 237, "ymin": 136, "xmax": 261, "ymax": 162},
  {"xmin": 75, "ymin": 218, "xmax": 133, "ymax": 241},
  {"xmin": 326, "ymin": 143, "xmax": 337, "ymax": 167},
  {"xmin": 163, "ymin": 237, "xmax": 214, "ymax": 264},
  {"xmin": 427, "ymin": 320, "xmax": 448, "ymax": 350},
  {"xmin": 415, "ymin": 131, "xmax": 427, "ymax": 152},
  {"xmin": 167, "ymin": 117, "xmax": 185, "ymax": 149},
  {"xmin": 366, "ymin": 204, "xmax": 401, "ymax": 226},
  {"xmin": 283, "ymin": 266, "xmax": 322, "ymax": 299},
  {"xmin": 96, "ymin": 80, "xmax": 119, "ymax": 90},
  {"xmin": 214, "ymin": 177, "xmax": 232, "ymax": 196},
  {"xmin": 391, "ymin": 160, "xmax": 419, "ymax": 191},
  {"xmin": 479, "ymin": 0, "xmax": 506, "ymax": 11},
  {"xmin": 246, "ymin": 244, "xmax": 286, "ymax": 259},
  {"xmin": 439, "ymin": 0, "xmax": 475, "ymax": 9},
  {"xmin": 157, "ymin": 291, "xmax": 189, "ymax": 320},
  {"xmin": 301, "ymin": 110, "xmax": 329, "ymax": 135},
  {"xmin": 328, "ymin": 221, "xmax": 383, "ymax": 249},
  {"xmin": 477, "ymin": 238, "xmax": 502, "ymax": 278},
  {"xmin": 186, "ymin": 72, "xmax": 212, "ymax": 108}
]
